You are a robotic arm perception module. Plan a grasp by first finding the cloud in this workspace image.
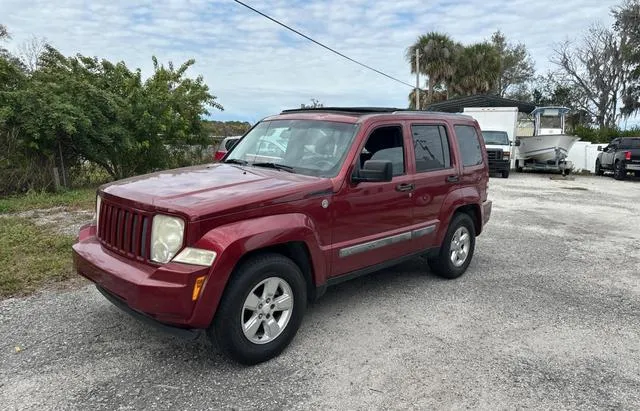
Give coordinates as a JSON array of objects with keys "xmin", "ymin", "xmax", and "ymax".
[{"xmin": 1, "ymin": 0, "xmax": 621, "ymax": 122}]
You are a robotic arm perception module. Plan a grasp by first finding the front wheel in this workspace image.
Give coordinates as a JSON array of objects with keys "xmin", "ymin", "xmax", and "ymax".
[
  {"xmin": 595, "ymin": 160, "xmax": 604, "ymax": 176},
  {"xmin": 209, "ymin": 253, "xmax": 307, "ymax": 365},
  {"xmin": 501, "ymin": 169, "xmax": 510, "ymax": 178},
  {"xmin": 428, "ymin": 213, "xmax": 476, "ymax": 279}
]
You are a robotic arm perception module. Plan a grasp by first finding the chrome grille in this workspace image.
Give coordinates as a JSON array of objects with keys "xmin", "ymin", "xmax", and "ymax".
[{"xmin": 98, "ymin": 200, "xmax": 151, "ymax": 260}]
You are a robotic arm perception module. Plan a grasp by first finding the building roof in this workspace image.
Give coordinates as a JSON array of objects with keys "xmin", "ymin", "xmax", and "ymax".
[{"xmin": 425, "ymin": 94, "xmax": 537, "ymax": 114}]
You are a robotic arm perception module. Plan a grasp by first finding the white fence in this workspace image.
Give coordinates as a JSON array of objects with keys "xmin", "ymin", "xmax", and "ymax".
[{"xmin": 565, "ymin": 141, "xmax": 606, "ymax": 173}]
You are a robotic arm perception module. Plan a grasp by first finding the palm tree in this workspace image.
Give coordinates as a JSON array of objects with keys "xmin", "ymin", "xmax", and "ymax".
[
  {"xmin": 406, "ymin": 32, "xmax": 457, "ymax": 104},
  {"xmin": 449, "ymin": 42, "xmax": 501, "ymax": 96}
]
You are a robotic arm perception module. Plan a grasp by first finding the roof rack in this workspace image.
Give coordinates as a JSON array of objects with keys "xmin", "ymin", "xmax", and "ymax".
[
  {"xmin": 278, "ymin": 107, "xmax": 473, "ymax": 119},
  {"xmin": 280, "ymin": 107, "xmax": 402, "ymax": 115}
]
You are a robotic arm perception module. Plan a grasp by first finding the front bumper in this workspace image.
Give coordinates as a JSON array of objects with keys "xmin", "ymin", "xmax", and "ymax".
[
  {"xmin": 482, "ymin": 200, "xmax": 492, "ymax": 228},
  {"xmin": 488, "ymin": 159, "xmax": 510, "ymax": 173},
  {"xmin": 72, "ymin": 225, "xmax": 212, "ymax": 329}
]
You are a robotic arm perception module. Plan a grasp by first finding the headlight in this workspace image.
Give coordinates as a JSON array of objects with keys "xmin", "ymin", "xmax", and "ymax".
[
  {"xmin": 96, "ymin": 195, "xmax": 102, "ymax": 235},
  {"xmin": 173, "ymin": 247, "xmax": 217, "ymax": 266},
  {"xmin": 503, "ymin": 151, "xmax": 511, "ymax": 161},
  {"xmin": 151, "ymin": 215, "xmax": 185, "ymax": 263}
]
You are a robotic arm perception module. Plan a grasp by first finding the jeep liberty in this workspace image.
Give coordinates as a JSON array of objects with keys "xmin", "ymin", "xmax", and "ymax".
[{"xmin": 73, "ymin": 107, "xmax": 493, "ymax": 365}]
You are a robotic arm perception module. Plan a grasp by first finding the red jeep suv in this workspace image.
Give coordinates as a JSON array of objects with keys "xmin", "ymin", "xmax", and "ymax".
[{"xmin": 73, "ymin": 107, "xmax": 492, "ymax": 365}]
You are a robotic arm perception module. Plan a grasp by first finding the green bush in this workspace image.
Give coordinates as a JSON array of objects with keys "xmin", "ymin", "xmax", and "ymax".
[{"xmin": 573, "ymin": 126, "xmax": 640, "ymax": 143}]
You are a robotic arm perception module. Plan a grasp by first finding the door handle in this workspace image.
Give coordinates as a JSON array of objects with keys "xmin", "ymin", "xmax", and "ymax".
[
  {"xmin": 396, "ymin": 183, "xmax": 415, "ymax": 192},
  {"xmin": 446, "ymin": 175, "xmax": 459, "ymax": 183}
]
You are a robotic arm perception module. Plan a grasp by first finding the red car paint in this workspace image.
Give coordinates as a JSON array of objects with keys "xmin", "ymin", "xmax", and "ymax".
[{"xmin": 73, "ymin": 109, "xmax": 492, "ymax": 330}]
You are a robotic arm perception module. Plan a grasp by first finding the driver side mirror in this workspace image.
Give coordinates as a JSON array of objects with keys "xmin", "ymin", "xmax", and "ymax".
[{"xmin": 352, "ymin": 160, "xmax": 393, "ymax": 183}]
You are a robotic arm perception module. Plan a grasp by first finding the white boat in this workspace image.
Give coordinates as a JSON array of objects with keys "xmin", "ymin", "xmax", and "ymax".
[{"xmin": 515, "ymin": 106, "xmax": 581, "ymax": 173}]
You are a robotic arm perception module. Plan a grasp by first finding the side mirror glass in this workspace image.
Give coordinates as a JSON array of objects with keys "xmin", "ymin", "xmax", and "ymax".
[
  {"xmin": 514, "ymin": 139, "xmax": 521, "ymax": 147},
  {"xmin": 352, "ymin": 160, "xmax": 393, "ymax": 183},
  {"xmin": 597, "ymin": 146, "xmax": 603, "ymax": 152}
]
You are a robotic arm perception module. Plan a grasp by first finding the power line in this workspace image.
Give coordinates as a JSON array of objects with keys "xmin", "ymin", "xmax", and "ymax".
[{"xmin": 232, "ymin": 0, "xmax": 415, "ymax": 89}]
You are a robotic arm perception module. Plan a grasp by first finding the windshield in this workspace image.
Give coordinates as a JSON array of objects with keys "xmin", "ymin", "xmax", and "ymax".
[
  {"xmin": 539, "ymin": 116, "xmax": 562, "ymax": 128},
  {"xmin": 482, "ymin": 130, "xmax": 509, "ymax": 145},
  {"xmin": 225, "ymin": 119, "xmax": 359, "ymax": 177}
]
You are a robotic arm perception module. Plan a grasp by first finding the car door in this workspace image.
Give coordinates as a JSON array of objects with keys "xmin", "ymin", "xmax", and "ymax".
[
  {"xmin": 330, "ymin": 122, "xmax": 416, "ymax": 276},
  {"xmin": 602, "ymin": 138, "xmax": 619, "ymax": 168},
  {"xmin": 407, "ymin": 122, "xmax": 460, "ymax": 250}
]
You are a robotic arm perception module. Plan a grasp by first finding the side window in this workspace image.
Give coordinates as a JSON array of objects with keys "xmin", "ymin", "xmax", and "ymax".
[
  {"xmin": 412, "ymin": 124, "xmax": 451, "ymax": 172},
  {"xmin": 360, "ymin": 125, "xmax": 405, "ymax": 177},
  {"xmin": 454, "ymin": 125, "xmax": 484, "ymax": 167}
]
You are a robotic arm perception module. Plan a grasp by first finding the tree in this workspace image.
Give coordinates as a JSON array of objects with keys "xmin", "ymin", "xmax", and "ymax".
[
  {"xmin": 17, "ymin": 35, "xmax": 48, "ymax": 72},
  {"xmin": 550, "ymin": 23, "xmax": 627, "ymax": 129},
  {"xmin": 300, "ymin": 98, "xmax": 323, "ymax": 108},
  {"xmin": 449, "ymin": 42, "xmax": 501, "ymax": 96},
  {"xmin": 491, "ymin": 31, "xmax": 536, "ymax": 97},
  {"xmin": 612, "ymin": 0, "xmax": 640, "ymax": 117},
  {"xmin": 406, "ymin": 32, "xmax": 457, "ymax": 103}
]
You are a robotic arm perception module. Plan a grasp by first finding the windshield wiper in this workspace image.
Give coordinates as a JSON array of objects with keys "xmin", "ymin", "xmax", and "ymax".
[
  {"xmin": 224, "ymin": 158, "xmax": 248, "ymax": 166},
  {"xmin": 252, "ymin": 162, "xmax": 295, "ymax": 173}
]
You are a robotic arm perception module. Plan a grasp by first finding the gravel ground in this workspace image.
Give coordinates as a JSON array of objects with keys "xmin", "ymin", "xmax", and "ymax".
[{"xmin": 1, "ymin": 172, "xmax": 639, "ymax": 410}]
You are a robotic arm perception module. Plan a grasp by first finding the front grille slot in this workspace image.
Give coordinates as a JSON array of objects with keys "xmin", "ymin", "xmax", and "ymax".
[
  {"xmin": 98, "ymin": 200, "xmax": 151, "ymax": 260},
  {"xmin": 486, "ymin": 149, "xmax": 502, "ymax": 160}
]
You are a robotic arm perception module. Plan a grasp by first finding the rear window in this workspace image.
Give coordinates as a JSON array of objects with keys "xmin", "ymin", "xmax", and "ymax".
[
  {"xmin": 620, "ymin": 138, "xmax": 640, "ymax": 149},
  {"xmin": 454, "ymin": 125, "xmax": 484, "ymax": 167}
]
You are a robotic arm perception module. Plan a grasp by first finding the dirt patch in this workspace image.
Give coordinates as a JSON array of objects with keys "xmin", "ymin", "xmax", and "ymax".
[{"xmin": 2, "ymin": 206, "xmax": 95, "ymax": 237}]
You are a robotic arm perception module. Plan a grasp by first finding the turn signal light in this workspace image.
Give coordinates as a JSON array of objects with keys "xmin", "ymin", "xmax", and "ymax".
[
  {"xmin": 625, "ymin": 151, "xmax": 631, "ymax": 161},
  {"xmin": 192, "ymin": 276, "xmax": 206, "ymax": 301}
]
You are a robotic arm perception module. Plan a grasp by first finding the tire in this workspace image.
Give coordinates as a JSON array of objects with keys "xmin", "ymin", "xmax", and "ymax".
[
  {"xmin": 427, "ymin": 213, "xmax": 476, "ymax": 279},
  {"xmin": 635, "ymin": 171, "xmax": 640, "ymax": 178},
  {"xmin": 501, "ymin": 169, "xmax": 510, "ymax": 178},
  {"xmin": 595, "ymin": 160, "xmax": 603, "ymax": 176},
  {"xmin": 613, "ymin": 161, "xmax": 626, "ymax": 180},
  {"xmin": 208, "ymin": 253, "xmax": 307, "ymax": 365},
  {"xmin": 515, "ymin": 160, "xmax": 523, "ymax": 172}
]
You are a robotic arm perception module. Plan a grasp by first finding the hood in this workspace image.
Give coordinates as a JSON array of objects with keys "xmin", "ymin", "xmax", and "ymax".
[{"xmin": 100, "ymin": 163, "xmax": 332, "ymax": 220}]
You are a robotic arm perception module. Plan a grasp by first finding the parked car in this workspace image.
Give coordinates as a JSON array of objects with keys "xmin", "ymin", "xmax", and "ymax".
[
  {"xmin": 213, "ymin": 136, "xmax": 242, "ymax": 161},
  {"xmin": 72, "ymin": 107, "xmax": 493, "ymax": 365},
  {"xmin": 595, "ymin": 137, "xmax": 640, "ymax": 180}
]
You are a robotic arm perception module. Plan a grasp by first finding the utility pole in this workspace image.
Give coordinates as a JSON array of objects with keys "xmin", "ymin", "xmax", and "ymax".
[{"xmin": 415, "ymin": 48, "xmax": 420, "ymax": 110}]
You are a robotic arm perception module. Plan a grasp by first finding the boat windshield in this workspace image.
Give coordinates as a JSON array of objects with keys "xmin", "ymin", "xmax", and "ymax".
[
  {"xmin": 224, "ymin": 119, "xmax": 359, "ymax": 178},
  {"xmin": 539, "ymin": 116, "xmax": 562, "ymax": 128},
  {"xmin": 482, "ymin": 131, "xmax": 509, "ymax": 145}
]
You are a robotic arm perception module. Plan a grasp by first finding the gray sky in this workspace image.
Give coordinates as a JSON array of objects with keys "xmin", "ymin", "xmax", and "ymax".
[{"xmin": 2, "ymin": 0, "xmax": 627, "ymax": 124}]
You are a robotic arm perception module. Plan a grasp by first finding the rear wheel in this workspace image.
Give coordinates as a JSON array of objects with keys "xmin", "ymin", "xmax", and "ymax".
[
  {"xmin": 613, "ymin": 161, "xmax": 626, "ymax": 180},
  {"xmin": 209, "ymin": 253, "xmax": 307, "ymax": 365},
  {"xmin": 595, "ymin": 160, "xmax": 604, "ymax": 176},
  {"xmin": 428, "ymin": 213, "xmax": 476, "ymax": 279}
]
